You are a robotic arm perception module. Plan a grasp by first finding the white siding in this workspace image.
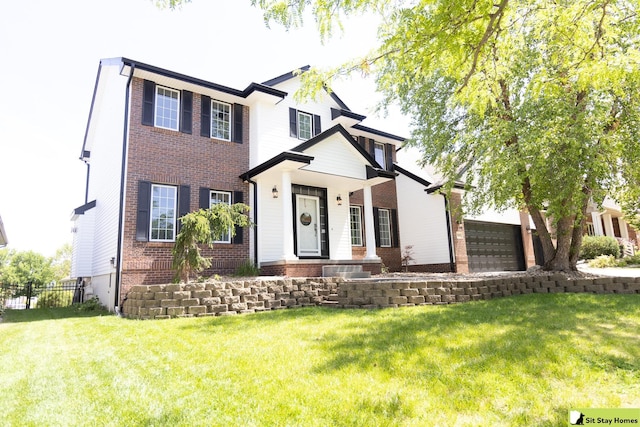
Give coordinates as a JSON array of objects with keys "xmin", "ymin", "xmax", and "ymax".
[
  {"xmin": 301, "ymin": 135, "xmax": 367, "ymax": 180},
  {"xmin": 250, "ymin": 79, "xmax": 337, "ymax": 166},
  {"xmin": 328, "ymin": 187, "xmax": 352, "ymax": 260},
  {"xmin": 83, "ymin": 63, "xmax": 128, "ymax": 280},
  {"xmin": 90, "ymin": 273, "xmax": 117, "ymax": 312},
  {"xmin": 71, "ymin": 209, "xmax": 95, "ymax": 278},
  {"xmin": 465, "ymin": 207, "xmax": 524, "ymax": 226},
  {"xmin": 257, "ymin": 179, "xmax": 285, "ymax": 263},
  {"xmin": 396, "ymin": 173, "xmax": 452, "ymax": 265}
]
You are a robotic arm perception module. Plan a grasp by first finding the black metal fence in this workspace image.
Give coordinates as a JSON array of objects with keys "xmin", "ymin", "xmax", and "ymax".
[{"xmin": 0, "ymin": 282, "xmax": 84, "ymax": 310}]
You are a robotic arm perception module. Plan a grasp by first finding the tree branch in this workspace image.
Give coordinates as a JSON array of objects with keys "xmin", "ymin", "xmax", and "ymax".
[{"xmin": 458, "ymin": 0, "xmax": 509, "ymax": 93}]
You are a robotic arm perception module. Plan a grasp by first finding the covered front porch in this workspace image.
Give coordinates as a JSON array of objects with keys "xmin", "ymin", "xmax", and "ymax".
[{"xmin": 240, "ymin": 125, "xmax": 395, "ymax": 277}]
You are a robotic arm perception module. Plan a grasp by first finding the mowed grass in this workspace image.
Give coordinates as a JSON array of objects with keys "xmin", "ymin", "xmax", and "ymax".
[{"xmin": 1, "ymin": 294, "xmax": 639, "ymax": 426}]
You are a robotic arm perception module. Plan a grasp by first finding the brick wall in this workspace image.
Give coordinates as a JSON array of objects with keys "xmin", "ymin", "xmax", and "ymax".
[
  {"xmin": 350, "ymin": 180, "xmax": 402, "ymax": 270},
  {"xmin": 120, "ymin": 78, "xmax": 251, "ymax": 299}
]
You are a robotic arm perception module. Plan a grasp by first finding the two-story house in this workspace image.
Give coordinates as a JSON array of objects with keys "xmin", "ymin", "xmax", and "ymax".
[{"xmin": 71, "ymin": 58, "xmax": 414, "ymax": 311}]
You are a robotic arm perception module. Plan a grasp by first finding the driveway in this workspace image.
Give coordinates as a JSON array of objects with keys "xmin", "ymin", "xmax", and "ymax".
[{"xmin": 577, "ymin": 264, "xmax": 640, "ymax": 278}]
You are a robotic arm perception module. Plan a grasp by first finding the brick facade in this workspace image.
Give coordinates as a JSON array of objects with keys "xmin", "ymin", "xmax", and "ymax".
[
  {"xmin": 120, "ymin": 78, "xmax": 251, "ymax": 299},
  {"xmin": 349, "ymin": 180, "xmax": 402, "ymax": 271}
]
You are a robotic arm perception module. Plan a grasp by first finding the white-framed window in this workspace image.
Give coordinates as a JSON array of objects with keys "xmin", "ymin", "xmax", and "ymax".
[
  {"xmin": 155, "ymin": 86, "xmax": 180, "ymax": 131},
  {"xmin": 374, "ymin": 142, "xmax": 386, "ymax": 169},
  {"xmin": 378, "ymin": 208, "xmax": 392, "ymax": 247},
  {"xmin": 350, "ymin": 206, "xmax": 363, "ymax": 246},
  {"xmin": 210, "ymin": 190, "xmax": 232, "ymax": 243},
  {"xmin": 298, "ymin": 111, "xmax": 312, "ymax": 140},
  {"xmin": 150, "ymin": 184, "xmax": 177, "ymax": 242},
  {"xmin": 211, "ymin": 100, "xmax": 231, "ymax": 141}
]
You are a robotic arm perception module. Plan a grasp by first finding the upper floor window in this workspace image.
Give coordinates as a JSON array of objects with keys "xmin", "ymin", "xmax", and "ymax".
[
  {"xmin": 155, "ymin": 86, "xmax": 180, "ymax": 131},
  {"xmin": 298, "ymin": 112, "xmax": 313, "ymax": 140},
  {"xmin": 211, "ymin": 100, "xmax": 231, "ymax": 141},
  {"xmin": 210, "ymin": 190, "xmax": 232, "ymax": 243},
  {"xmin": 374, "ymin": 142, "xmax": 386, "ymax": 168},
  {"xmin": 142, "ymin": 80, "xmax": 192, "ymax": 134},
  {"xmin": 290, "ymin": 108, "xmax": 321, "ymax": 140},
  {"xmin": 150, "ymin": 184, "xmax": 177, "ymax": 242}
]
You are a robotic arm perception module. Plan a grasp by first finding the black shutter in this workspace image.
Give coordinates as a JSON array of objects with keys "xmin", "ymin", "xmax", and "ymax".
[
  {"xmin": 391, "ymin": 209, "xmax": 399, "ymax": 248},
  {"xmin": 313, "ymin": 114, "xmax": 321, "ymax": 136},
  {"xmin": 136, "ymin": 181, "xmax": 151, "ymax": 241},
  {"xmin": 201, "ymin": 95, "xmax": 211, "ymax": 137},
  {"xmin": 385, "ymin": 144, "xmax": 394, "ymax": 170},
  {"xmin": 232, "ymin": 104, "xmax": 244, "ymax": 143},
  {"xmin": 358, "ymin": 136, "xmax": 366, "ymax": 150},
  {"xmin": 232, "ymin": 191, "xmax": 244, "ymax": 244},
  {"xmin": 142, "ymin": 80, "xmax": 155, "ymax": 126},
  {"xmin": 178, "ymin": 184, "xmax": 190, "ymax": 219},
  {"xmin": 199, "ymin": 187, "xmax": 210, "ymax": 209},
  {"xmin": 180, "ymin": 90, "xmax": 193, "ymax": 134},
  {"xmin": 289, "ymin": 108, "xmax": 298, "ymax": 138},
  {"xmin": 373, "ymin": 207, "xmax": 380, "ymax": 247}
]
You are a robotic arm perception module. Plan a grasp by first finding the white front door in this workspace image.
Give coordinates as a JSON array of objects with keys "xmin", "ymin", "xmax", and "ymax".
[{"xmin": 295, "ymin": 195, "xmax": 321, "ymax": 256}]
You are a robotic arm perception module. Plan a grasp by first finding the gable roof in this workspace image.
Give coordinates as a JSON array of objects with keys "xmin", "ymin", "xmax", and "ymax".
[
  {"xmin": 120, "ymin": 57, "xmax": 287, "ymax": 100},
  {"xmin": 261, "ymin": 64, "xmax": 354, "ymax": 111},
  {"xmin": 240, "ymin": 124, "xmax": 395, "ymax": 183}
]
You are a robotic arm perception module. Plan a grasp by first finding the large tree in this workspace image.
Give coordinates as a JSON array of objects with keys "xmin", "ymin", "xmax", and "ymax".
[{"xmin": 161, "ymin": 0, "xmax": 640, "ymax": 271}]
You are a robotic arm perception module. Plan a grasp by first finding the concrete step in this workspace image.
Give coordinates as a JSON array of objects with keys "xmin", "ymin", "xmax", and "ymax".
[
  {"xmin": 322, "ymin": 265, "xmax": 364, "ymax": 277},
  {"xmin": 336, "ymin": 271, "xmax": 371, "ymax": 279}
]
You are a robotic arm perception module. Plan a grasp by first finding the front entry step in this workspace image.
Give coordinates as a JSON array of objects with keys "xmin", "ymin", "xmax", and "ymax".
[{"xmin": 322, "ymin": 265, "xmax": 371, "ymax": 279}]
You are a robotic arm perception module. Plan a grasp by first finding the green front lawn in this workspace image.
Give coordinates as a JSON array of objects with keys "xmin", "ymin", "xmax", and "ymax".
[{"xmin": 1, "ymin": 294, "xmax": 638, "ymax": 426}]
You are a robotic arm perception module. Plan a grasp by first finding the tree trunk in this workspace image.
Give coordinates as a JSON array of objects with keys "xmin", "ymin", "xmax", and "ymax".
[{"xmin": 545, "ymin": 215, "xmax": 576, "ymax": 271}]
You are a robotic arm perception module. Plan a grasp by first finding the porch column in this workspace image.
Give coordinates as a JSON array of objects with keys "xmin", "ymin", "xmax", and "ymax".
[
  {"xmin": 619, "ymin": 217, "xmax": 630, "ymax": 240},
  {"xmin": 281, "ymin": 171, "xmax": 297, "ymax": 260},
  {"xmin": 363, "ymin": 184, "xmax": 380, "ymax": 260},
  {"xmin": 602, "ymin": 213, "xmax": 614, "ymax": 237},
  {"xmin": 591, "ymin": 212, "xmax": 604, "ymax": 236}
]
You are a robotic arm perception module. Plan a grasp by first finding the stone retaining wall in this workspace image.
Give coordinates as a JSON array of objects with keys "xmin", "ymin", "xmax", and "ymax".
[
  {"xmin": 121, "ymin": 278, "xmax": 339, "ymax": 319},
  {"xmin": 122, "ymin": 274, "xmax": 640, "ymax": 319},
  {"xmin": 333, "ymin": 274, "xmax": 640, "ymax": 309}
]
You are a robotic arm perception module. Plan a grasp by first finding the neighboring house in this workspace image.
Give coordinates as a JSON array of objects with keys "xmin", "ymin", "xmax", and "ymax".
[
  {"xmin": 586, "ymin": 197, "xmax": 637, "ymax": 254},
  {"xmin": 0, "ymin": 214, "xmax": 7, "ymax": 247},
  {"xmin": 71, "ymin": 58, "xmax": 406, "ymax": 310}
]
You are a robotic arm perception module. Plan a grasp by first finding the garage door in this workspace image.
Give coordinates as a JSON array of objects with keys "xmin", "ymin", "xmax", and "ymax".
[{"xmin": 464, "ymin": 220, "xmax": 526, "ymax": 272}]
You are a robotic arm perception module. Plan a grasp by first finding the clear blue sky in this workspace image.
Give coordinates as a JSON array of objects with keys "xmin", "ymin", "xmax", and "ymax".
[{"xmin": 0, "ymin": 0, "xmax": 409, "ymax": 256}]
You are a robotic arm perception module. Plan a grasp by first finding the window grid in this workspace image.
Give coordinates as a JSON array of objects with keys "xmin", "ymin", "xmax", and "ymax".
[
  {"xmin": 374, "ymin": 142, "xmax": 386, "ymax": 169},
  {"xmin": 211, "ymin": 101, "xmax": 231, "ymax": 141},
  {"xmin": 298, "ymin": 112, "xmax": 312, "ymax": 140},
  {"xmin": 350, "ymin": 206, "xmax": 363, "ymax": 246},
  {"xmin": 210, "ymin": 190, "xmax": 232, "ymax": 243},
  {"xmin": 378, "ymin": 209, "xmax": 392, "ymax": 247},
  {"xmin": 150, "ymin": 184, "xmax": 177, "ymax": 242},
  {"xmin": 155, "ymin": 86, "xmax": 179, "ymax": 130}
]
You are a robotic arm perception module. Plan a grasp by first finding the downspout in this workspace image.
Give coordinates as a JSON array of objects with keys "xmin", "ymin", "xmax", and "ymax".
[
  {"xmin": 84, "ymin": 163, "xmax": 90, "ymax": 204},
  {"xmin": 114, "ymin": 63, "xmax": 135, "ymax": 313},
  {"xmin": 443, "ymin": 195, "xmax": 455, "ymax": 272}
]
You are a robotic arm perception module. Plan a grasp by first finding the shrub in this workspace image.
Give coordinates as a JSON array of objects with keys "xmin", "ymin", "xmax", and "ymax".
[
  {"xmin": 234, "ymin": 259, "xmax": 260, "ymax": 277},
  {"xmin": 580, "ymin": 235, "xmax": 620, "ymax": 260},
  {"xmin": 36, "ymin": 290, "xmax": 74, "ymax": 308},
  {"xmin": 76, "ymin": 297, "xmax": 105, "ymax": 312},
  {"xmin": 588, "ymin": 255, "xmax": 618, "ymax": 268}
]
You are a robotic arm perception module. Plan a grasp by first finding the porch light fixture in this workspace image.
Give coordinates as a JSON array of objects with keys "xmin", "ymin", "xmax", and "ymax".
[
  {"xmin": 336, "ymin": 194, "xmax": 342, "ymax": 205},
  {"xmin": 272, "ymin": 186, "xmax": 278, "ymax": 198}
]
